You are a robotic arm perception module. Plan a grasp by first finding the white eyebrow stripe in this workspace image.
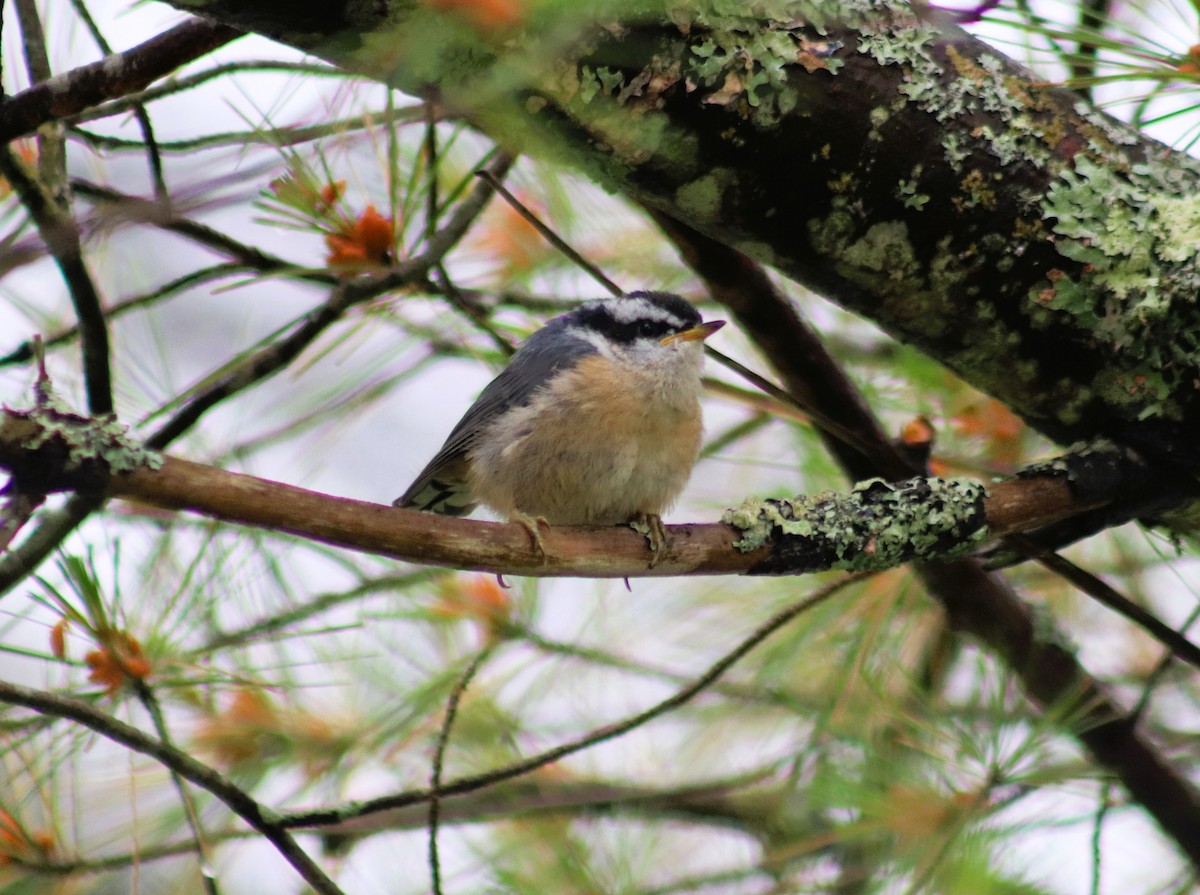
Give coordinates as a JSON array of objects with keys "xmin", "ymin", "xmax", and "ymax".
[{"xmin": 594, "ymin": 299, "xmax": 685, "ymax": 326}]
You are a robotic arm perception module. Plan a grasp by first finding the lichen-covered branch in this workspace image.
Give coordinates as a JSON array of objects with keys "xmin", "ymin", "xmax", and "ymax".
[
  {"xmin": 724, "ymin": 477, "xmax": 988, "ymax": 573},
  {"xmin": 0, "ymin": 400, "xmax": 1117, "ymax": 578}
]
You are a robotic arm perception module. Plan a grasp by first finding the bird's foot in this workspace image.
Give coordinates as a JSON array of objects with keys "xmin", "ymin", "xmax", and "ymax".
[
  {"xmin": 629, "ymin": 512, "xmax": 668, "ymax": 568},
  {"xmin": 511, "ymin": 512, "xmax": 550, "ymax": 564}
]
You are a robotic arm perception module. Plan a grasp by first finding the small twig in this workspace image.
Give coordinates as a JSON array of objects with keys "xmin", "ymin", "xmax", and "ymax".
[
  {"xmin": 0, "ymin": 496, "xmax": 103, "ymax": 598},
  {"xmin": 424, "ymin": 98, "xmax": 440, "ymax": 245},
  {"xmin": 14, "ymin": 0, "xmax": 67, "ymax": 204},
  {"xmin": 70, "ymin": 105, "xmax": 427, "ymax": 154},
  {"xmin": 0, "ymin": 147, "xmax": 113, "ymax": 416},
  {"xmin": 429, "ymin": 647, "xmax": 494, "ymax": 895},
  {"xmin": 133, "ymin": 681, "xmax": 220, "ymax": 895},
  {"xmin": 435, "ymin": 266, "xmax": 517, "ymax": 357},
  {"xmin": 194, "ymin": 569, "xmax": 446, "ymax": 654},
  {"xmin": 66, "ymin": 60, "xmax": 343, "ymax": 129},
  {"xmin": 1069, "ymin": 0, "xmax": 1112, "ymax": 100},
  {"xmin": 1131, "ymin": 601, "xmax": 1200, "ymax": 724},
  {"xmin": 1007, "ymin": 533, "xmax": 1200, "ymax": 671},
  {"xmin": 72, "ymin": 179, "xmax": 327, "ymax": 282},
  {"xmin": 476, "ymin": 168, "xmax": 623, "ymax": 297},
  {"xmin": 1090, "ymin": 780, "xmax": 1112, "ymax": 895},
  {"xmin": 0, "ymin": 263, "xmax": 247, "ymax": 368}
]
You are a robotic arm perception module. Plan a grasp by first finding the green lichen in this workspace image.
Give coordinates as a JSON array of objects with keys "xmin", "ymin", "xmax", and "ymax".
[
  {"xmin": 723, "ymin": 477, "xmax": 990, "ymax": 572},
  {"xmin": 895, "ymin": 177, "xmax": 930, "ymax": 210},
  {"xmin": 839, "ymin": 220, "xmax": 921, "ymax": 295},
  {"xmin": 1039, "ymin": 155, "xmax": 1200, "ymax": 419},
  {"xmin": 21, "ymin": 381, "xmax": 162, "ymax": 477},
  {"xmin": 675, "ymin": 168, "xmax": 736, "ymax": 221},
  {"xmin": 684, "ymin": 2, "xmax": 845, "ymax": 127}
]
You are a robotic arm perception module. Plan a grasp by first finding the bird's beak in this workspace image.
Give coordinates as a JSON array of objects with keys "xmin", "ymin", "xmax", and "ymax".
[{"xmin": 661, "ymin": 319, "xmax": 726, "ymax": 345}]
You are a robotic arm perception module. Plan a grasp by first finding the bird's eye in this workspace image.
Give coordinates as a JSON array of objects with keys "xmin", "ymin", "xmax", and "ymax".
[{"xmin": 639, "ymin": 320, "xmax": 660, "ymax": 337}]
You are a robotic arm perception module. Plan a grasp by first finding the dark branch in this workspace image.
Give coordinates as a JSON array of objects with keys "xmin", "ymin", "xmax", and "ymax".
[{"xmin": 0, "ymin": 18, "xmax": 242, "ymax": 143}]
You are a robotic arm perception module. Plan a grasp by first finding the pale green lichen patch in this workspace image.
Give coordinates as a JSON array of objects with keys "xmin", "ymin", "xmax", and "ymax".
[
  {"xmin": 682, "ymin": 1, "xmax": 846, "ymax": 127},
  {"xmin": 838, "ymin": 220, "xmax": 922, "ymax": 296},
  {"xmin": 19, "ymin": 380, "xmax": 161, "ymax": 478},
  {"xmin": 1040, "ymin": 155, "xmax": 1200, "ymax": 419},
  {"xmin": 675, "ymin": 168, "xmax": 737, "ymax": 222},
  {"xmin": 722, "ymin": 477, "xmax": 989, "ymax": 573}
]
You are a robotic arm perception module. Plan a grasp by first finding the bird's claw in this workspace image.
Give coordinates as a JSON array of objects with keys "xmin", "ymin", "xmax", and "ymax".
[
  {"xmin": 629, "ymin": 512, "xmax": 668, "ymax": 568},
  {"xmin": 512, "ymin": 512, "xmax": 549, "ymax": 564}
]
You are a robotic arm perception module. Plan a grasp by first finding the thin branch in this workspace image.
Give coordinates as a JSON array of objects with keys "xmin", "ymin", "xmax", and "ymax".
[
  {"xmin": 72, "ymin": 180, "xmax": 328, "ymax": 282},
  {"xmin": 0, "ymin": 148, "xmax": 112, "ymax": 415},
  {"xmin": 429, "ymin": 648, "xmax": 494, "ymax": 895},
  {"xmin": 13, "ymin": 0, "xmax": 66, "ymax": 204},
  {"xmin": 0, "ymin": 496, "xmax": 103, "ymax": 598},
  {"xmin": 66, "ymin": 60, "xmax": 344, "ymax": 128},
  {"xmin": 0, "ymin": 18, "xmax": 242, "ymax": 143},
  {"xmin": 69, "ymin": 104, "xmax": 427, "ymax": 154},
  {"xmin": 132, "ymin": 681, "xmax": 220, "ymax": 895},
  {"xmin": 193, "ymin": 569, "xmax": 447, "ymax": 654},
  {"xmin": 0, "ymin": 679, "xmax": 346, "ymax": 895},
  {"xmin": 285, "ymin": 572, "xmax": 872, "ymax": 830},
  {"xmin": 1008, "ymin": 533, "xmax": 1200, "ymax": 670},
  {"xmin": 0, "ymin": 263, "xmax": 248, "ymax": 368}
]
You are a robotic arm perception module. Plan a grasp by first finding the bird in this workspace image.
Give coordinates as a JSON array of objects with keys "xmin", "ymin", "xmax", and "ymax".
[{"xmin": 394, "ymin": 291, "xmax": 725, "ymax": 561}]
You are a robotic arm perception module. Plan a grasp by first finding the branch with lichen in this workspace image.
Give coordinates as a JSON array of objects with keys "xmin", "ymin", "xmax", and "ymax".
[{"xmin": 0, "ymin": 394, "xmax": 1121, "ymax": 579}]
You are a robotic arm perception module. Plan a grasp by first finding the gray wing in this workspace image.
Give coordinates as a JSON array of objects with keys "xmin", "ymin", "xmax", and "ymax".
[{"xmin": 394, "ymin": 318, "xmax": 597, "ymax": 513}]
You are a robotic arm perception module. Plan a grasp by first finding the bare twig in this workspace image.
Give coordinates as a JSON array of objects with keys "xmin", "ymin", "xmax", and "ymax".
[
  {"xmin": 70, "ymin": 105, "xmax": 427, "ymax": 154},
  {"xmin": 0, "ymin": 149, "xmax": 112, "ymax": 415},
  {"xmin": 0, "ymin": 18, "xmax": 242, "ymax": 143},
  {"xmin": 73, "ymin": 179, "xmax": 327, "ymax": 281},
  {"xmin": 0, "ymin": 263, "xmax": 248, "ymax": 368},
  {"xmin": 132, "ymin": 681, "xmax": 220, "ymax": 895},
  {"xmin": 429, "ymin": 648, "xmax": 494, "ymax": 895},
  {"xmin": 1008, "ymin": 533, "xmax": 1200, "ymax": 670},
  {"xmin": 67, "ymin": 0, "xmax": 168, "ymax": 200}
]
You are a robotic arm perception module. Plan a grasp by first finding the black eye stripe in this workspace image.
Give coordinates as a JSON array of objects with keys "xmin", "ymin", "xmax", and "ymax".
[{"xmin": 572, "ymin": 293, "xmax": 701, "ymax": 345}]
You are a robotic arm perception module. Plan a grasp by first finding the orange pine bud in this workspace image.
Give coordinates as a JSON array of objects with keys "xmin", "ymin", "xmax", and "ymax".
[
  {"xmin": 900, "ymin": 416, "xmax": 934, "ymax": 448},
  {"xmin": 85, "ymin": 632, "xmax": 151, "ymax": 694},
  {"xmin": 353, "ymin": 205, "xmax": 394, "ymax": 259},
  {"xmin": 317, "ymin": 180, "xmax": 346, "ymax": 210}
]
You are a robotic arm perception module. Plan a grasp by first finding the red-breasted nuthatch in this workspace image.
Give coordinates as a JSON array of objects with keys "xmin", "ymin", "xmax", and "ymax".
[{"xmin": 395, "ymin": 291, "xmax": 725, "ymax": 555}]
